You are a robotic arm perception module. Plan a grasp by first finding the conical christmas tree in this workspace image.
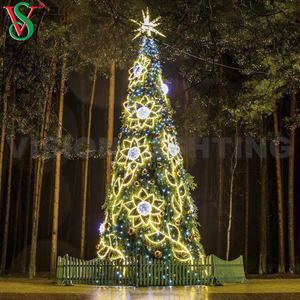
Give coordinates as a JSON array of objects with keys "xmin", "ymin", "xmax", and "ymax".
[{"xmin": 97, "ymin": 9, "xmax": 205, "ymax": 263}]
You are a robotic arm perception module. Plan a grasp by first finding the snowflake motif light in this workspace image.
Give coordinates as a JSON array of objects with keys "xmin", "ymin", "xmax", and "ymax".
[
  {"xmin": 124, "ymin": 96, "xmax": 162, "ymax": 129},
  {"xmin": 168, "ymin": 143, "xmax": 179, "ymax": 157},
  {"xmin": 115, "ymin": 137, "xmax": 151, "ymax": 171},
  {"xmin": 99, "ymin": 222, "xmax": 105, "ymax": 234},
  {"xmin": 128, "ymin": 55, "xmax": 151, "ymax": 88},
  {"xmin": 133, "ymin": 65, "xmax": 142, "ymax": 78},
  {"xmin": 124, "ymin": 188, "xmax": 164, "ymax": 228},
  {"xmin": 162, "ymin": 133, "xmax": 183, "ymax": 165},
  {"xmin": 128, "ymin": 147, "xmax": 141, "ymax": 161},
  {"xmin": 137, "ymin": 106, "xmax": 151, "ymax": 119},
  {"xmin": 137, "ymin": 201, "xmax": 152, "ymax": 216}
]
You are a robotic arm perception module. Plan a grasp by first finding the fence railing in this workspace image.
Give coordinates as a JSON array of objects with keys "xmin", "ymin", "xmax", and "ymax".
[{"xmin": 56, "ymin": 254, "xmax": 215, "ymax": 286}]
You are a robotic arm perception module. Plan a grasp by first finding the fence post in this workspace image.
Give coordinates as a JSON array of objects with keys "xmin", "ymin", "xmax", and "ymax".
[
  {"xmin": 135, "ymin": 255, "xmax": 139, "ymax": 287},
  {"xmin": 64, "ymin": 254, "xmax": 68, "ymax": 285},
  {"xmin": 209, "ymin": 255, "xmax": 214, "ymax": 286},
  {"xmin": 56, "ymin": 256, "xmax": 62, "ymax": 284}
]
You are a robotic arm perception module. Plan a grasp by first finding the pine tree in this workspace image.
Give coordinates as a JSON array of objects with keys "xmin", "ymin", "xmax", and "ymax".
[{"xmin": 97, "ymin": 10, "xmax": 205, "ymax": 263}]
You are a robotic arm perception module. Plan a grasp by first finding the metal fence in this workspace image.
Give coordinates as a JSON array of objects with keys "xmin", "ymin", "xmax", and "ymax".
[{"xmin": 56, "ymin": 254, "xmax": 245, "ymax": 286}]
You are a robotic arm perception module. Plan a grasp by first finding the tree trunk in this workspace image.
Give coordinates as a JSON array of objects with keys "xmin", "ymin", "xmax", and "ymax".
[
  {"xmin": 202, "ymin": 157, "xmax": 209, "ymax": 231},
  {"xmin": 217, "ymin": 59, "xmax": 224, "ymax": 259},
  {"xmin": 80, "ymin": 66, "xmax": 97, "ymax": 260},
  {"xmin": 217, "ymin": 135, "xmax": 224, "ymax": 258},
  {"xmin": 80, "ymin": 74, "xmax": 86, "ymax": 238},
  {"xmin": 244, "ymin": 139, "xmax": 249, "ymax": 274},
  {"xmin": 47, "ymin": 167, "xmax": 54, "ymax": 237},
  {"xmin": 297, "ymin": 229, "xmax": 300, "ymax": 273},
  {"xmin": 273, "ymin": 100, "xmax": 285, "ymax": 273},
  {"xmin": 267, "ymin": 178, "xmax": 273, "ymax": 273},
  {"xmin": 0, "ymin": 70, "xmax": 12, "ymax": 209},
  {"xmin": 21, "ymin": 147, "xmax": 32, "ymax": 273},
  {"xmin": 105, "ymin": 60, "xmax": 115, "ymax": 190},
  {"xmin": 29, "ymin": 52, "xmax": 57, "ymax": 279},
  {"xmin": 66, "ymin": 76, "xmax": 85, "ymax": 243},
  {"xmin": 12, "ymin": 152, "xmax": 25, "ymax": 271},
  {"xmin": 76, "ymin": 75, "xmax": 86, "ymax": 247},
  {"xmin": 182, "ymin": 77, "xmax": 189, "ymax": 171},
  {"xmin": 226, "ymin": 130, "xmax": 238, "ymax": 261},
  {"xmin": 87, "ymin": 168, "xmax": 92, "ymax": 258},
  {"xmin": 0, "ymin": 77, "xmax": 16, "ymax": 275},
  {"xmin": 259, "ymin": 116, "xmax": 268, "ymax": 274},
  {"xmin": 50, "ymin": 49, "xmax": 67, "ymax": 278},
  {"xmin": 288, "ymin": 93, "xmax": 296, "ymax": 274},
  {"xmin": 29, "ymin": 157, "xmax": 45, "ymax": 278}
]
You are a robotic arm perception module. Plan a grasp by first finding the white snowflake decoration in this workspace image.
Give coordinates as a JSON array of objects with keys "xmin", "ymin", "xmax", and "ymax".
[
  {"xmin": 137, "ymin": 201, "xmax": 152, "ymax": 216},
  {"xmin": 99, "ymin": 223, "xmax": 106, "ymax": 234},
  {"xmin": 168, "ymin": 143, "xmax": 179, "ymax": 157},
  {"xmin": 133, "ymin": 65, "xmax": 142, "ymax": 78},
  {"xmin": 136, "ymin": 107, "xmax": 151, "ymax": 119},
  {"xmin": 128, "ymin": 147, "xmax": 141, "ymax": 161}
]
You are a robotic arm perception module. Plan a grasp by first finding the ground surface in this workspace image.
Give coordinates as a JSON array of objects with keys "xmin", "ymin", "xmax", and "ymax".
[{"xmin": 0, "ymin": 279, "xmax": 300, "ymax": 299}]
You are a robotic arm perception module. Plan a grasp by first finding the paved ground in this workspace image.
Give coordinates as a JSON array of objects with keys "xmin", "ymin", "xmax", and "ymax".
[{"xmin": 0, "ymin": 279, "xmax": 300, "ymax": 299}]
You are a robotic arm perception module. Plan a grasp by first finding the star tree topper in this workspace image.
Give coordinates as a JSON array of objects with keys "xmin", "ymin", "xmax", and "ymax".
[{"xmin": 131, "ymin": 8, "xmax": 166, "ymax": 40}]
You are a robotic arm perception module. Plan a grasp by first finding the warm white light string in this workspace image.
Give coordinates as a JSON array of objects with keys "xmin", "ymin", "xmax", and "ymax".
[{"xmin": 154, "ymin": 38, "xmax": 267, "ymax": 75}]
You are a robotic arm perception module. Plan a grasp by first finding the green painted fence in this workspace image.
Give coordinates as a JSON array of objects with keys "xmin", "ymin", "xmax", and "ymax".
[
  {"xmin": 56, "ymin": 254, "xmax": 245, "ymax": 286},
  {"xmin": 210, "ymin": 255, "xmax": 246, "ymax": 284}
]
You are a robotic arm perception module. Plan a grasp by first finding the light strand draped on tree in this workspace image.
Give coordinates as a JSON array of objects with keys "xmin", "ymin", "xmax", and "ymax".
[{"xmin": 97, "ymin": 9, "xmax": 205, "ymax": 263}]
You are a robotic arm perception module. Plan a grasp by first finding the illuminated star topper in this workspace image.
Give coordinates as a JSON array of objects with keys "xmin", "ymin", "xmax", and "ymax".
[{"xmin": 131, "ymin": 8, "xmax": 166, "ymax": 40}]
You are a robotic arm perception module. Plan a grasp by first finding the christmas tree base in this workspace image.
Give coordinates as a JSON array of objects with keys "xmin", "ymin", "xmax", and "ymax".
[{"xmin": 56, "ymin": 254, "xmax": 245, "ymax": 286}]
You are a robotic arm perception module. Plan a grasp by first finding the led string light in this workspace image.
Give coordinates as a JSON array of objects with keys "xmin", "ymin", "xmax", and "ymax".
[
  {"xmin": 97, "ymin": 233, "xmax": 126, "ymax": 261},
  {"xmin": 171, "ymin": 195, "xmax": 182, "ymax": 220},
  {"xmin": 154, "ymin": 38, "xmax": 267, "ymax": 75},
  {"xmin": 144, "ymin": 222, "xmax": 195, "ymax": 262}
]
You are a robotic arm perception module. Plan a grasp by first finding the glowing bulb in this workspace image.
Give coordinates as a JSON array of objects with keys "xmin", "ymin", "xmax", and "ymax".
[
  {"xmin": 190, "ymin": 204, "xmax": 194, "ymax": 212},
  {"xmin": 162, "ymin": 83, "xmax": 169, "ymax": 95},
  {"xmin": 137, "ymin": 201, "xmax": 152, "ymax": 216},
  {"xmin": 137, "ymin": 107, "xmax": 151, "ymax": 119},
  {"xmin": 128, "ymin": 147, "xmax": 140, "ymax": 160},
  {"xmin": 99, "ymin": 223, "xmax": 105, "ymax": 234},
  {"xmin": 168, "ymin": 143, "xmax": 179, "ymax": 157}
]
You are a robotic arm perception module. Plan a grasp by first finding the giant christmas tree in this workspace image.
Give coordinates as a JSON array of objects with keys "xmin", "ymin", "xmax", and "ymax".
[{"xmin": 97, "ymin": 9, "xmax": 205, "ymax": 263}]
